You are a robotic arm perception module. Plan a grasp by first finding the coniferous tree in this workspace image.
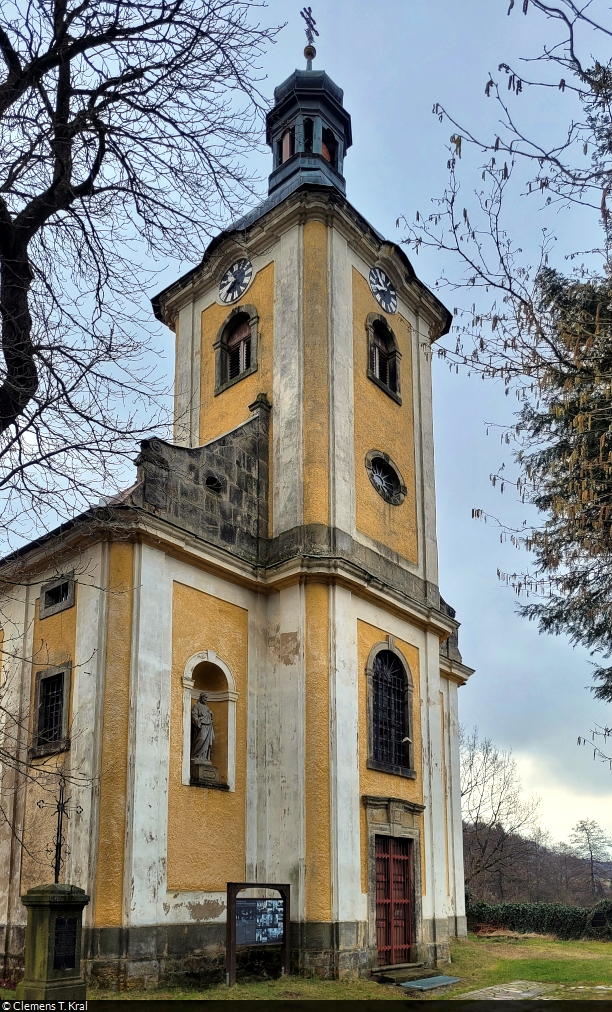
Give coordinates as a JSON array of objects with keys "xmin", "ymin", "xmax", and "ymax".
[{"xmin": 403, "ymin": 1, "xmax": 612, "ymax": 701}]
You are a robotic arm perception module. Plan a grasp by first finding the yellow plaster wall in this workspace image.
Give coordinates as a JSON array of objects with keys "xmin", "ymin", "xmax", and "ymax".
[
  {"xmin": 352, "ymin": 269, "xmax": 418, "ymax": 564},
  {"xmin": 168, "ymin": 582, "xmax": 247, "ymax": 891},
  {"xmin": 20, "ymin": 583, "xmax": 78, "ymax": 892},
  {"xmin": 199, "ymin": 262, "xmax": 274, "ymax": 534},
  {"xmin": 199, "ymin": 262, "xmax": 274, "ymax": 445},
  {"xmin": 357, "ymin": 620, "xmax": 424, "ymax": 895},
  {"xmin": 304, "ymin": 582, "xmax": 332, "ymax": 920},
  {"xmin": 303, "ymin": 220, "xmax": 330, "ymax": 526},
  {"xmin": 94, "ymin": 542, "xmax": 134, "ymax": 926}
]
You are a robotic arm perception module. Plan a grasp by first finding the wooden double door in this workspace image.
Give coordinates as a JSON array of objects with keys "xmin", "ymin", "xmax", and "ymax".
[{"xmin": 375, "ymin": 835, "xmax": 413, "ymax": 965}]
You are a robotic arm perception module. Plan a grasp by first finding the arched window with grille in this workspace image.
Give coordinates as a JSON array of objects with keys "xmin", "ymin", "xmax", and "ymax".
[
  {"xmin": 213, "ymin": 305, "xmax": 258, "ymax": 394},
  {"xmin": 366, "ymin": 314, "xmax": 401, "ymax": 403},
  {"xmin": 367, "ymin": 646, "xmax": 414, "ymax": 777}
]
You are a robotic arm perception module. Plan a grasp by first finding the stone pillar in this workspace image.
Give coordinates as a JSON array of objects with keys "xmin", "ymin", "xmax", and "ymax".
[{"xmin": 17, "ymin": 884, "xmax": 89, "ymax": 1001}]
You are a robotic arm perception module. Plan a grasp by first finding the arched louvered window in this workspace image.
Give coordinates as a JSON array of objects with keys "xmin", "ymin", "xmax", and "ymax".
[
  {"xmin": 367, "ymin": 315, "xmax": 401, "ymax": 402},
  {"xmin": 227, "ymin": 319, "xmax": 251, "ymax": 380},
  {"xmin": 214, "ymin": 305, "xmax": 258, "ymax": 395},
  {"xmin": 370, "ymin": 649, "xmax": 413, "ymax": 774}
]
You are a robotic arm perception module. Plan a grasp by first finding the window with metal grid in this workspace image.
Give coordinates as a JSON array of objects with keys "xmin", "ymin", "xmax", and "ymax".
[
  {"xmin": 38, "ymin": 672, "xmax": 64, "ymax": 745},
  {"xmin": 372, "ymin": 650, "xmax": 409, "ymax": 769}
]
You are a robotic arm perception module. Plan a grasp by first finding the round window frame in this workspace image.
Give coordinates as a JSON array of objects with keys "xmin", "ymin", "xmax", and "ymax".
[{"xmin": 365, "ymin": 450, "xmax": 407, "ymax": 506}]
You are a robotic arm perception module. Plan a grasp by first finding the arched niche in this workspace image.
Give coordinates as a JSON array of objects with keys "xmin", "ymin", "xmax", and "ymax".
[{"xmin": 182, "ymin": 650, "xmax": 238, "ymax": 791}]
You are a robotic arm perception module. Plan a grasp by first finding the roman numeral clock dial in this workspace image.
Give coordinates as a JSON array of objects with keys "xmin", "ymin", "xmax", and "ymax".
[
  {"xmin": 219, "ymin": 259, "xmax": 253, "ymax": 303},
  {"xmin": 369, "ymin": 267, "xmax": 397, "ymax": 314}
]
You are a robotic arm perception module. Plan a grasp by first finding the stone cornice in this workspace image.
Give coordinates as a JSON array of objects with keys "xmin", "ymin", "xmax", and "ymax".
[
  {"xmin": 439, "ymin": 655, "xmax": 475, "ymax": 686},
  {"xmin": 362, "ymin": 795, "xmax": 426, "ymax": 815},
  {"xmin": 0, "ymin": 508, "xmax": 458, "ymax": 644}
]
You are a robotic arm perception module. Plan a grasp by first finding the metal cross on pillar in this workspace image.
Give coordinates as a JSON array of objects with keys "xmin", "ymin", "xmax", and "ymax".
[
  {"xmin": 300, "ymin": 6, "xmax": 319, "ymax": 69},
  {"xmin": 37, "ymin": 774, "xmax": 83, "ymax": 883}
]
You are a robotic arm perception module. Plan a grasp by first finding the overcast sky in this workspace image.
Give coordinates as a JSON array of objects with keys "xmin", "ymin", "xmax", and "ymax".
[{"xmin": 156, "ymin": 1, "xmax": 612, "ymax": 841}]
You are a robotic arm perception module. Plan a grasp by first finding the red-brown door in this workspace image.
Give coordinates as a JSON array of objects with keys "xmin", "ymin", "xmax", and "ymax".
[{"xmin": 375, "ymin": 835, "xmax": 412, "ymax": 965}]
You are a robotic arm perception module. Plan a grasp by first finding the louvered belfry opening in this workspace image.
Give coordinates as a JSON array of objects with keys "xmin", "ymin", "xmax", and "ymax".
[
  {"xmin": 375, "ymin": 835, "xmax": 413, "ymax": 965},
  {"xmin": 227, "ymin": 319, "xmax": 251, "ymax": 380},
  {"xmin": 372, "ymin": 650, "xmax": 409, "ymax": 769},
  {"xmin": 370, "ymin": 322, "xmax": 397, "ymax": 393}
]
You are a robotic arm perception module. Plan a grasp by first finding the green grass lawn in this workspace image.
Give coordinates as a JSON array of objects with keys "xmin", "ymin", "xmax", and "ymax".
[
  {"xmin": 3, "ymin": 933, "xmax": 612, "ymax": 1000},
  {"xmin": 438, "ymin": 934, "xmax": 612, "ymax": 1000}
]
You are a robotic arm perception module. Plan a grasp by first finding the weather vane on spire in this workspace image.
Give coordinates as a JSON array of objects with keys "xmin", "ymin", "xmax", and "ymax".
[{"xmin": 300, "ymin": 7, "xmax": 319, "ymax": 70}]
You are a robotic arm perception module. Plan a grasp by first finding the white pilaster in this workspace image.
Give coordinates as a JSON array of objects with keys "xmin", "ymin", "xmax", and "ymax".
[
  {"xmin": 66, "ymin": 544, "xmax": 109, "ymax": 911},
  {"xmin": 273, "ymin": 224, "xmax": 303, "ymax": 535},
  {"xmin": 329, "ymin": 585, "xmax": 363, "ymax": 922},
  {"xmin": 0, "ymin": 581, "xmax": 33, "ymax": 928},
  {"xmin": 175, "ymin": 302, "xmax": 199, "ymax": 447},
  {"xmin": 256, "ymin": 585, "xmax": 306, "ymax": 918},
  {"xmin": 328, "ymin": 227, "xmax": 355, "ymax": 535},
  {"xmin": 446, "ymin": 679, "xmax": 466, "ymax": 930},
  {"xmin": 420, "ymin": 631, "xmax": 446, "ymax": 933},
  {"xmin": 125, "ymin": 543, "xmax": 172, "ymax": 926},
  {"xmin": 414, "ymin": 310, "xmax": 439, "ymax": 586}
]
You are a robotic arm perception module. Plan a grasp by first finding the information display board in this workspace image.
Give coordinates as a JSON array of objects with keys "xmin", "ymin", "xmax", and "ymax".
[
  {"xmin": 226, "ymin": 882, "xmax": 290, "ymax": 986},
  {"xmin": 235, "ymin": 898, "xmax": 284, "ymax": 946}
]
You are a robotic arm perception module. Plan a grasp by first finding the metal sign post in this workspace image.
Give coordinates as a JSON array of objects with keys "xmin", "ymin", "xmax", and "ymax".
[{"xmin": 226, "ymin": 882, "xmax": 290, "ymax": 986}]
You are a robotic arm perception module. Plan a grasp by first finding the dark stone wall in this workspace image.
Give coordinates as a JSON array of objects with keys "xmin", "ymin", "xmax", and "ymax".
[
  {"xmin": 132, "ymin": 395, "xmax": 270, "ymax": 565},
  {"xmin": 130, "ymin": 395, "xmax": 462, "ymax": 667},
  {"xmin": 79, "ymin": 921, "xmax": 372, "ymax": 989},
  {"xmin": 439, "ymin": 597, "xmax": 463, "ymax": 662}
]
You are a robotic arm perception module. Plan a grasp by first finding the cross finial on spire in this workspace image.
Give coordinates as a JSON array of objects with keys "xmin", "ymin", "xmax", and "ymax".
[{"xmin": 300, "ymin": 7, "xmax": 319, "ymax": 69}]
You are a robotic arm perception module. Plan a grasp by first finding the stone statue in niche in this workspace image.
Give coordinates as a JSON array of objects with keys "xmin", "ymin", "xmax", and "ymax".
[
  {"xmin": 191, "ymin": 692, "xmax": 215, "ymax": 761},
  {"xmin": 190, "ymin": 692, "xmax": 220, "ymax": 785}
]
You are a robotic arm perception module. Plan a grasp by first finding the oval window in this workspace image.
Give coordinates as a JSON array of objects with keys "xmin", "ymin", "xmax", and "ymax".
[{"xmin": 365, "ymin": 452, "xmax": 406, "ymax": 505}]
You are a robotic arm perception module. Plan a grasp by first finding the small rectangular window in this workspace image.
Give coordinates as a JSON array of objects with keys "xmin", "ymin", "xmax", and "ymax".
[
  {"xmin": 31, "ymin": 665, "xmax": 70, "ymax": 757},
  {"xmin": 39, "ymin": 673, "xmax": 64, "ymax": 746},
  {"xmin": 46, "ymin": 581, "xmax": 69, "ymax": 608},
  {"xmin": 39, "ymin": 575, "xmax": 75, "ymax": 619}
]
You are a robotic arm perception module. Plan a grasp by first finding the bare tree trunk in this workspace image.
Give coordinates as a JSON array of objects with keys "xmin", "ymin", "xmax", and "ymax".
[{"xmin": 0, "ymin": 246, "xmax": 38, "ymax": 433}]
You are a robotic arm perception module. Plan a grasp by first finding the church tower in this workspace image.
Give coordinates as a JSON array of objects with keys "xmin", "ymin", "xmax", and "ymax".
[
  {"xmin": 0, "ymin": 30, "xmax": 473, "ymax": 986},
  {"xmin": 147, "ymin": 43, "xmax": 474, "ymax": 973}
]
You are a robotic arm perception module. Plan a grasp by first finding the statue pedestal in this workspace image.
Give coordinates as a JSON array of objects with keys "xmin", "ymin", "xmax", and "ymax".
[
  {"xmin": 191, "ymin": 760, "xmax": 220, "ymax": 785},
  {"xmin": 16, "ymin": 883, "xmax": 89, "ymax": 1001}
]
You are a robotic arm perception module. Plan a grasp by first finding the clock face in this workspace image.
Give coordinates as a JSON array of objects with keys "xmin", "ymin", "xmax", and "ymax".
[
  {"xmin": 369, "ymin": 267, "xmax": 397, "ymax": 314},
  {"xmin": 219, "ymin": 259, "xmax": 253, "ymax": 304}
]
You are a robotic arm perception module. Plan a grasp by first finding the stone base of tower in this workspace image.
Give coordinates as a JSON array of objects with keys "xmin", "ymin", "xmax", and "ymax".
[
  {"xmin": 78, "ymin": 921, "xmax": 376, "ymax": 988},
  {"xmin": 293, "ymin": 921, "xmax": 374, "ymax": 979},
  {"xmin": 81, "ymin": 921, "xmax": 377, "ymax": 988},
  {"xmin": 3, "ymin": 915, "xmax": 464, "ymax": 991}
]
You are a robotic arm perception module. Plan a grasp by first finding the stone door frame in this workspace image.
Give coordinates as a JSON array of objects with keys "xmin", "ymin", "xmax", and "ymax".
[{"xmin": 362, "ymin": 795, "xmax": 425, "ymax": 965}]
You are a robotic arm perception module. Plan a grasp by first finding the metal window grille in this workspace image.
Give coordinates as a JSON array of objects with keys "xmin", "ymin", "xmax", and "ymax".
[
  {"xmin": 38, "ymin": 672, "xmax": 64, "ymax": 745},
  {"xmin": 369, "ymin": 457, "xmax": 400, "ymax": 500},
  {"xmin": 227, "ymin": 320, "xmax": 251, "ymax": 380},
  {"xmin": 372, "ymin": 650, "xmax": 409, "ymax": 768}
]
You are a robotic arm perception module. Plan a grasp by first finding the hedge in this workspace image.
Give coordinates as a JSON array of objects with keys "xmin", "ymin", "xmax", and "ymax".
[{"xmin": 467, "ymin": 898, "xmax": 612, "ymax": 940}]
